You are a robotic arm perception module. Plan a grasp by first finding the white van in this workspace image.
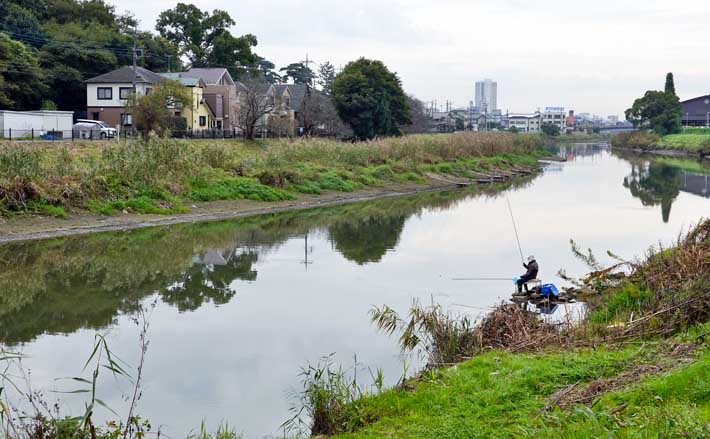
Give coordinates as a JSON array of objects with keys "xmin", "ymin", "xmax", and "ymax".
[{"xmin": 73, "ymin": 119, "xmax": 117, "ymax": 139}]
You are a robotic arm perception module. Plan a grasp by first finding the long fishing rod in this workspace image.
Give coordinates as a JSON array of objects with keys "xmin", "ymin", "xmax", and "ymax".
[
  {"xmin": 451, "ymin": 303, "xmax": 497, "ymax": 311},
  {"xmin": 452, "ymin": 277, "xmax": 513, "ymax": 281},
  {"xmin": 505, "ymin": 196, "xmax": 525, "ymax": 265}
]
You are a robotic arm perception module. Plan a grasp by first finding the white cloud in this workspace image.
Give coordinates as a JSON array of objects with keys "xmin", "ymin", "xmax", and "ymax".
[{"xmin": 115, "ymin": 0, "xmax": 710, "ymax": 117}]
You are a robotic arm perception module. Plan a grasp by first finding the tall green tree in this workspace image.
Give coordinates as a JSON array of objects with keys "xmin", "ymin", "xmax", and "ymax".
[
  {"xmin": 156, "ymin": 3, "xmax": 233, "ymax": 64},
  {"xmin": 626, "ymin": 74, "xmax": 682, "ymax": 135},
  {"xmin": 156, "ymin": 3, "xmax": 257, "ymax": 73},
  {"xmin": 332, "ymin": 58, "xmax": 410, "ymax": 140},
  {"xmin": 255, "ymin": 56, "xmax": 281, "ymax": 83},
  {"xmin": 0, "ymin": 1, "xmax": 46, "ymax": 38},
  {"xmin": 664, "ymin": 72, "xmax": 676, "ymax": 95},
  {"xmin": 0, "ymin": 33, "xmax": 46, "ymax": 110},
  {"xmin": 205, "ymin": 32, "xmax": 258, "ymax": 79},
  {"xmin": 317, "ymin": 61, "xmax": 336, "ymax": 94},
  {"xmin": 280, "ymin": 62, "xmax": 314, "ymax": 85}
]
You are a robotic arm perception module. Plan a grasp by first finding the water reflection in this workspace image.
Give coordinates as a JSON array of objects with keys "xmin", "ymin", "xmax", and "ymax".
[
  {"xmin": 624, "ymin": 162, "xmax": 680, "ymax": 223},
  {"xmin": 615, "ymin": 151, "xmax": 710, "ymax": 223},
  {"xmin": 0, "ymin": 179, "xmax": 535, "ymax": 346},
  {"xmin": 680, "ymin": 170, "xmax": 710, "ymax": 198},
  {"xmin": 328, "ymin": 215, "xmax": 406, "ymax": 265}
]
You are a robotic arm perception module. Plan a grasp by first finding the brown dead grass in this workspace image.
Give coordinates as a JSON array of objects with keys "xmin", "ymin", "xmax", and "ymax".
[
  {"xmin": 546, "ymin": 341, "xmax": 698, "ymax": 411},
  {"xmin": 472, "ymin": 304, "xmax": 561, "ymax": 353}
]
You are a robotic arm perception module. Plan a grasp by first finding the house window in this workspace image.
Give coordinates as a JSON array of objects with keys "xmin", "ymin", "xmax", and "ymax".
[
  {"xmin": 145, "ymin": 87, "xmax": 153, "ymax": 95},
  {"xmin": 121, "ymin": 113, "xmax": 133, "ymax": 125},
  {"xmin": 199, "ymin": 116, "xmax": 207, "ymax": 127},
  {"xmin": 97, "ymin": 87, "xmax": 112, "ymax": 100},
  {"xmin": 119, "ymin": 87, "xmax": 134, "ymax": 100}
]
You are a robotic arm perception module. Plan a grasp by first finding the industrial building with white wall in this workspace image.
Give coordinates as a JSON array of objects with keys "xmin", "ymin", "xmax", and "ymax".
[{"xmin": 0, "ymin": 110, "xmax": 75, "ymax": 139}]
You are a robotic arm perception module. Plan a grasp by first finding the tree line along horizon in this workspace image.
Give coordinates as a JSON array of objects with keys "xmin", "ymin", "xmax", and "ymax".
[{"xmin": 0, "ymin": 0, "xmax": 435, "ymax": 139}]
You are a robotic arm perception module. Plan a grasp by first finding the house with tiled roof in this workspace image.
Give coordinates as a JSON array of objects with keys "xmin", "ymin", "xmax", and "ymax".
[
  {"xmin": 85, "ymin": 66, "xmax": 163, "ymax": 128},
  {"xmin": 181, "ymin": 68, "xmax": 238, "ymax": 130},
  {"xmin": 159, "ymin": 73, "xmax": 215, "ymax": 130}
]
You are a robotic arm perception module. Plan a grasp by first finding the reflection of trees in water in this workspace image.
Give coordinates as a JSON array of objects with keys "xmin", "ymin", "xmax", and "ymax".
[
  {"xmin": 161, "ymin": 250, "xmax": 258, "ymax": 312},
  {"xmin": 329, "ymin": 215, "xmax": 406, "ymax": 265},
  {"xmin": 0, "ymin": 173, "xmax": 540, "ymax": 344},
  {"xmin": 623, "ymin": 162, "xmax": 681, "ymax": 223}
]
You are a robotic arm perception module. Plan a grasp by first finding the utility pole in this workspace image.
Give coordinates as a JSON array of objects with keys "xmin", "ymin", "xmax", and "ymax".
[
  {"xmin": 131, "ymin": 30, "xmax": 138, "ymax": 93},
  {"xmin": 166, "ymin": 55, "xmax": 172, "ymax": 73},
  {"xmin": 301, "ymin": 53, "xmax": 315, "ymax": 87},
  {"xmin": 301, "ymin": 232, "xmax": 313, "ymax": 270}
]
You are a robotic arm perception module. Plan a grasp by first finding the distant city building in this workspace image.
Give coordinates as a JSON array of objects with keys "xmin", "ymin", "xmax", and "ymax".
[
  {"xmin": 508, "ymin": 112, "xmax": 542, "ymax": 133},
  {"xmin": 607, "ymin": 115, "xmax": 619, "ymax": 124},
  {"xmin": 680, "ymin": 95, "xmax": 710, "ymax": 127},
  {"xmin": 475, "ymin": 79, "xmax": 498, "ymax": 114},
  {"xmin": 542, "ymin": 107, "xmax": 567, "ymax": 131},
  {"xmin": 431, "ymin": 111, "xmax": 463, "ymax": 132},
  {"xmin": 567, "ymin": 110, "xmax": 576, "ymax": 129}
]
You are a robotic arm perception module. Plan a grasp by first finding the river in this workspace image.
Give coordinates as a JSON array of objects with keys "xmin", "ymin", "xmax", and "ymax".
[{"xmin": 1, "ymin": 144, "xmax": 708, "ymax": 438}]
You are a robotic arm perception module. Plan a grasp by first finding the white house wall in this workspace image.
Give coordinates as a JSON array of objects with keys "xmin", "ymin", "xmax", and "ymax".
[{"xmin": 86, "ymin": 83, "xmax": 150, "ymax": 108}]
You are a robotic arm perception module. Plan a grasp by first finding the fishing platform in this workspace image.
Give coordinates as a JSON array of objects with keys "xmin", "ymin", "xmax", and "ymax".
[{"xmin": 510, "ymin": 278, "xmax": 577, "ymax": 306}]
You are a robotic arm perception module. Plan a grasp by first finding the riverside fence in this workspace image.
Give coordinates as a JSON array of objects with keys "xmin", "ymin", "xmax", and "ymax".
[
  {"xmin": 0, "ymin": 128, "xmax": 338, "ymax": 142},
  {"xmin": 0, "ymin": 128, "xmax": 261, "ymax": 142}
]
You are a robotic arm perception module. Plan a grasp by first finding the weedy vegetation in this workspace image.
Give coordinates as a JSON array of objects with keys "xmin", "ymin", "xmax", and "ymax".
[
  {"xmin": 0, "ymin": 133, "xmax": 545, "ymax": 217},
  {"xmin": 613, "ymin": 130, "xmax": 710, "ymax": 155},
  {"xmin": 282, "ymin": 355, "xmax": 387, "ymax": 437}
]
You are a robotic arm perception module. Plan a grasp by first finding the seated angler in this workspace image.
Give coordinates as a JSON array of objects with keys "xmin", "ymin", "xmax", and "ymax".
[{"xmin": 517, "ymin": 255, "xmax": 539, "ymax": 294}]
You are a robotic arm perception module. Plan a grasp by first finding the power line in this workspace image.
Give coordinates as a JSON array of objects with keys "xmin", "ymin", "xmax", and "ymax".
[
  {"xmin": 0, "ymin": 62, "xmax": 119, "ymax": 78},
  {"xmin": 0, "ymin": 26, "xmax": 172, "ymax": 63},
  {"xmin": 3, "ymin": 32, "xmax": 133, "ymax": 55},
  {"xmin": 0, "ymin": 25, "xmax": 137, "ymax": 52}
]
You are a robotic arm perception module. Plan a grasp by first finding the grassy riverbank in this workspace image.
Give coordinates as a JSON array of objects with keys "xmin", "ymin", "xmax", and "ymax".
[
  {"xmin": 333, "ymin": 337, "xmax": 709, "ymax": 438},
  {"xmin": 0, "ymin": 133, "xmax": 544, "ymax": 220},
  {"xmin": 292, "ymin": 219, "xmax": 710, "ymax": 438},
  {"xmin": 612, "ymin": 131, "xmax": 710, "ymax": 155}
]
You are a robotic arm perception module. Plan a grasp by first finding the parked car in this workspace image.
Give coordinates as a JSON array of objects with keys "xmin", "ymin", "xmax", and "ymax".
[{"xmin": 73, "ymin": 119, "xmax": 117, "ymax": 139}]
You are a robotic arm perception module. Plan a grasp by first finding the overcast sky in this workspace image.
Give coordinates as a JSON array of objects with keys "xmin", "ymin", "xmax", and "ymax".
[{"xmin": 115, "ymin": 0, "xmax": 710, "ymax": 117}]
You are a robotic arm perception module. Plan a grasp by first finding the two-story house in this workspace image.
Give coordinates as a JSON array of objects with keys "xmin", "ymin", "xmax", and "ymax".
[
  {"xmin": 85, "ymin": 66, "xmax": 163, "ymax": 128},
  {"xmin": 159, "ymin": 73, "xmax": 215, "ymax": 130},
  {"xmin": 180, "ymin": 68, "xmax": 239, "ymax": 130}
]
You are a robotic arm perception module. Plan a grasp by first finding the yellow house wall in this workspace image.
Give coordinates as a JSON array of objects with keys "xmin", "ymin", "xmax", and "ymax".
[{"xmin": 182, "ymin": 87, "xmax": 213, "ymax": 129}]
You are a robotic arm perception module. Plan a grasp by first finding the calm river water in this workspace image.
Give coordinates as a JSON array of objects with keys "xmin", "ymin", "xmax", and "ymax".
[{"xmin": 1, "ymin": 144, "xmax": 709, "ymax": 437}]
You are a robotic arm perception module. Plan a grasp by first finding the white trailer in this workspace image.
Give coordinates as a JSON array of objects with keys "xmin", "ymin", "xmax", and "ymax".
[{"xmin": 0, "ymin": 110, "xmax": 75, "ymax": 139}]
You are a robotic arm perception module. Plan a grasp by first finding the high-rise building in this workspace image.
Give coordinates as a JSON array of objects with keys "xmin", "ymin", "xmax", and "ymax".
[{"xmin": 475, "ymin": 79, "xmax": 498, "ymax": 114}]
